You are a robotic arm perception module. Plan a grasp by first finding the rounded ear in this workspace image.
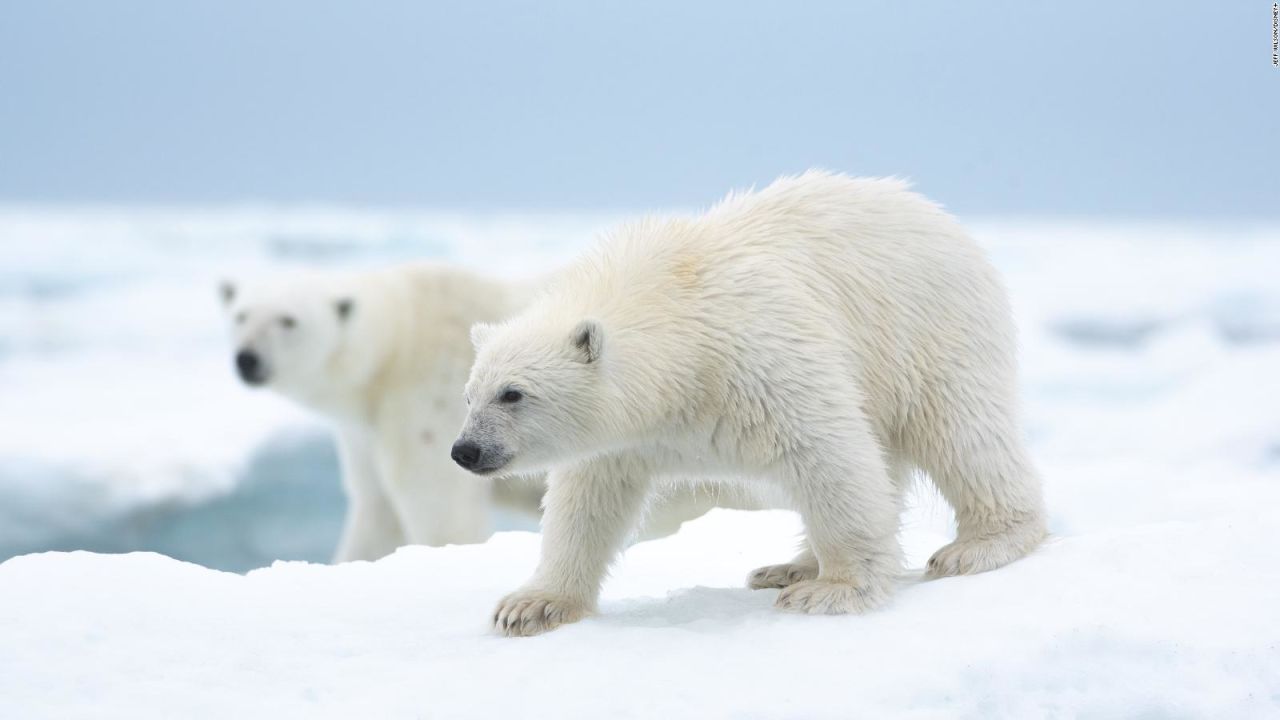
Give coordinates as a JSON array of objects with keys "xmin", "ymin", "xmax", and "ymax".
[
  {"xmin": 571, "ymin": 319, "xmax": 603, "ymax": 363},
  {"xmin": 470, "ymin": 322, "xmax": 496, "ymax": 351},
  {"xmin": 218, "ymin": 280, "xmax": 237, "ymax": 306},
  {"xmin": 334, "ymin": 298, "xmax": 354, "ymax": 321}
]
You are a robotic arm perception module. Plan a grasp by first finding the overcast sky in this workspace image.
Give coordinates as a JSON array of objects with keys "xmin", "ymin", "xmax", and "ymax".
[{"xmin": 1, "ymin": 1, "xmax": 1276, "ymax": 216}]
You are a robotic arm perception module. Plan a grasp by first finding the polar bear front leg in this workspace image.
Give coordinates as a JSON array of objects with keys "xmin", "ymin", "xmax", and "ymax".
[
  {"xmin": 493, "ymin": 454, "xmax": 651, "ymax": 637},
  {"xmin": 333, "ymin": 433, "xmax": 405, "ymax": 563},
  {"xmin": 335, "ymin": 487, "xmax": 404, "ymax": 562},
  {"xmin": 380, "ymin": 437, "xmax": 492, "ymax": 547},
  {"xmin": 773, "ymin": 427, "xmax": 903, "ymax": 615}
]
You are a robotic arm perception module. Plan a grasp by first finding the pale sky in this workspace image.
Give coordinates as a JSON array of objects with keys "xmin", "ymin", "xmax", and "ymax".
[{"xmin": 1, "ymin": 1, "xmax": 1275, "ymax": 216}]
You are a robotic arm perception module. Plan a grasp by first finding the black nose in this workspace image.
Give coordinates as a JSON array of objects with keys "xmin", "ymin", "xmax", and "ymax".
[
  {"xmin": 235, "ymin": 350, "xmax": 262, "ymax": 384},
  {"xmin": 451, "ymin": 441, "xmax": 482, "ymax": 470}
]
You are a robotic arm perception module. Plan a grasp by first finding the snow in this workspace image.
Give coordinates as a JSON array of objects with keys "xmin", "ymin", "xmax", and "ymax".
[
  {"xmin": 2, "ymin": 505, "xmax": 1277, "ymax": 718},
  {"xmin": 1, "ymin": 209, "xmax": 1278, "ymax": 716}
]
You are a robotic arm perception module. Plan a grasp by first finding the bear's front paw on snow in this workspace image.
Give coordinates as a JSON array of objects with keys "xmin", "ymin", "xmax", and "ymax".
[
  {"xmin": 492, "ymin": 589, "xmax": 589, "ymax": 637},
  {"xmin": 774, "ymin": 578, "xmax": 891, "ymax": 615},
  {"xmin": 747, "ymin": 562, "xmax": 819, "ymax": 590}
]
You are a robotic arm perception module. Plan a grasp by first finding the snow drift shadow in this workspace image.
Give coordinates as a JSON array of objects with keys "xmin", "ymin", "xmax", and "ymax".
[{"xmin": 598, "ymin": 586, "xmax": 779, "ymax": 630}]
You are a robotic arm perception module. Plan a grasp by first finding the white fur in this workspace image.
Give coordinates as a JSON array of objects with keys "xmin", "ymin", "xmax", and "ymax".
[
  {"xmin": 223, "ymin": 265, "xmax": 529, "ymax": 560},
  {"xmin": 459, "ymin": 170, "xmax": 1047, "ymax": 635},
  {"xmin": 222, "ymin": 265, "xmax": 753, "ymax": 562}
]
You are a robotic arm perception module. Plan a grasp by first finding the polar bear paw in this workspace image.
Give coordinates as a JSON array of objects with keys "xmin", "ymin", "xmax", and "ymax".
[
  {"xmin": 492, "ymin": 588, "xmax": 589, "ymax": 637},
  {"xmin": 747, "ymin": 562, "xmax": 819, "ymax": 589},
  {"xmin": 925, "ymin": 521, "xmax": 1046, "ymax": 579},
  {"xmin": 774, "ymin": 578, "xmax": 891, "ymax": 615}
]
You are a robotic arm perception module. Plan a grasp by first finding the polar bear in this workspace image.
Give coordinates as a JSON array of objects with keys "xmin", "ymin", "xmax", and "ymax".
[
  {"xmin": 222, "ymin": 265, "xmax": 531, "ymax": 561},
  {"xmin": 221, "ymin": 264, "xmax": 749, "ymax": 563},
  {"xmin": 454, "ymin": 171, "xmax": 1047, "ymax": 636}
]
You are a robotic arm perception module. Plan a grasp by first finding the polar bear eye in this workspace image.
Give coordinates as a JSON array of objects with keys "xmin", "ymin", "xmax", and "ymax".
[
  {"xmin": 499, "ymin": 389, "xmax": 524, "ymax": 404},
  {"xmin": 235, "ymin": 311, "xmax": 248, "ymax": 325},
  {"xmin": 279, "ymin": 315, "xmax": 297, "ymax": 329}
]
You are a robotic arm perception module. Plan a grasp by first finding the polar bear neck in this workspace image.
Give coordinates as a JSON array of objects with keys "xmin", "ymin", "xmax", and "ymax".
[{"xmin": 534, "ymin": 217, "xmax": 725, "ymax": 437}]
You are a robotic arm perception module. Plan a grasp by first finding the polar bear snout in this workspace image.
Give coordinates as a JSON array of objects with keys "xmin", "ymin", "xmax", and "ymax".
[
  {"xmin": 450, "ymin": 437, "xmax": 509, "ymax": 475},
  {"xmin": 234, "ymin": 349, "xmax": 268, "ymax": 386},
  {"xmin": 450, "ymin": 440, "xmax": 482, "ymax": 469}
]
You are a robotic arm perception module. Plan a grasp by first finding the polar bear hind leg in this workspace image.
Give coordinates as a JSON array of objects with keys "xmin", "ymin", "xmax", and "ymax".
[
  {"xmin": 771, "ymin": 403, "xmax": 904, "ymax": 615},
  {"xmin": 911, "ymin": 392, "xmax": 1047, "ymax": 579}
]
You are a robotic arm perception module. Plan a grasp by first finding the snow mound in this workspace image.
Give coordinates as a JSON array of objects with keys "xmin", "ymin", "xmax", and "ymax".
[{"xmin": 2, "ymin": 508, "xmax": 1277, "ymax": 718}]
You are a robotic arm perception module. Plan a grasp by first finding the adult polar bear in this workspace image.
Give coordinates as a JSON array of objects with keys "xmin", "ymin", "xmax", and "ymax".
[
  {"xmin": 455, "ymin": 171, "xmax": 1047, "ymax": 636},
  {"xmin": 222, "ymin": 265, "xmax": 744, "ymax": 562},
  {"xmin": 223, "ymin": 266, "xmax": 526, "ymax": 560}
]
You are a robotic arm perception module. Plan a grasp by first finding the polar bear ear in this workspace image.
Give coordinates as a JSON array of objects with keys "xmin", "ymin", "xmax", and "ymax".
[
  {"xmin": 571, "ymin": 319, "xmax": 603, "ymax": 364},
  {"xmin": 470, "ymin": 322, "xmax": 496, "ymax": 351},
  {"xmin": 218, "ymin": 280, "xmax": 237, "ymax": 306},
  {"xmin": 334, "ymin": 298, "xmax": 354, "ymax": 322}
]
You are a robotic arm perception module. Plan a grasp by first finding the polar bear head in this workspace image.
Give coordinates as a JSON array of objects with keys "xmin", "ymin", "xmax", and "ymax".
[
  {"xmin": 218, "ymin": 275, "xmax": 362, "ymax": 403},
  {"xmin": 452, "ymin": 315, "xmax": 612, "ymax": 476}
]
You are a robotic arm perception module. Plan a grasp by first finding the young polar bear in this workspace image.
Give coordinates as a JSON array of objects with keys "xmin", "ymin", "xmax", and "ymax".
[
  {"xmin": 454, "ymin": 171, "xmax": 1047, "ymax": 636},
  {"xmin": 222, "ymin": 265, "xmax": 743, "ymax": 562}
]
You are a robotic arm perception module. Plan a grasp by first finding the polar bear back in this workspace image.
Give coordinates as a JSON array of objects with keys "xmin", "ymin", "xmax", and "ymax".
[{"xmin": 537, "ymin": 170, "xmax": 1016, "ymax": 448}]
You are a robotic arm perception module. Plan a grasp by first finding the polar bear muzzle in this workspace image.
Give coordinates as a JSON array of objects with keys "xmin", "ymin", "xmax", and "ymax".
[
  {"xmin": 449, "ymin": 437, "xmax": 510, "ymax": 475},
  {"xmin": 235, "ymin": 348, "xmax": 269, "ymax": 386}
]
